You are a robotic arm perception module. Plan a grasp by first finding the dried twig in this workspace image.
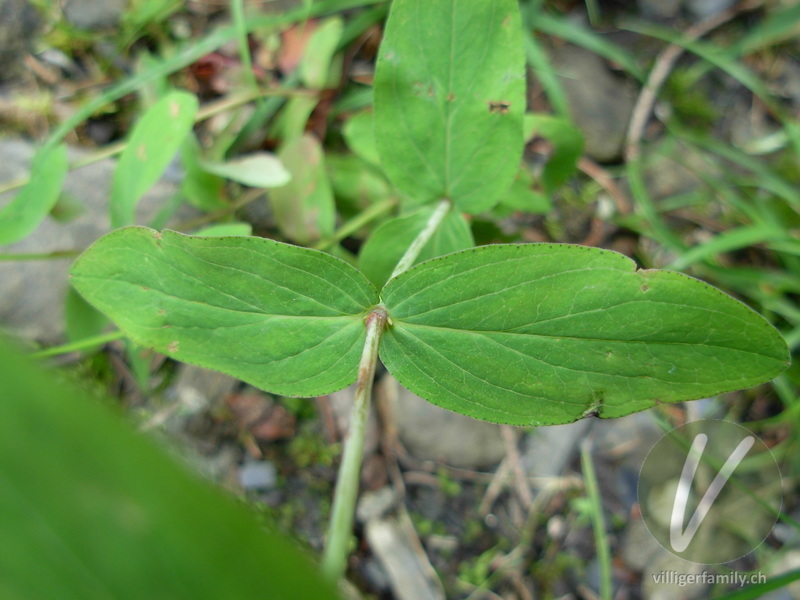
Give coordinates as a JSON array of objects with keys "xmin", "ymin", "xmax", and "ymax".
[{"xmin": 625, "ymin": 0, "xmax": 764, "ymax": 162}]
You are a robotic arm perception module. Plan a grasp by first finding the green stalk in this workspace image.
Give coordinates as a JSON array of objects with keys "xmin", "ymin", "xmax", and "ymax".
[
  {"xmin": 322, "ymin": 305, "xmax": 387, "ymax": 581},
  {"xmin": 322, "ymin": 199, "xmax": 452, "ymax": 581},
  {"xmin": 389, "ymin": 198, "xmax": 451, "ymax": 280}
]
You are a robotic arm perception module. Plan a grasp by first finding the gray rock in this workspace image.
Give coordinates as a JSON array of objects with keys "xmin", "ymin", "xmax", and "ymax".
[
  {"xmin": 621, "ymin": 517, "xmax": 662, "ymax": 572},
  {"xmin": 686, "ymin": 0, "xmax": 736, "ymax": 19},
  {"xmin": 63, "ymin": 0, "xmax": 127, "ymax": 30},
  {"xmin": 522, "ymin": 420, "xmax": 591, "ymax": 479},
  {"xmin": 0, "ymin": 139, "xmax": 191, "ymax": 343},
  {"xmin": 167, "ymin": 364, "xmax": 238, "ymax": 428},
  {"xmin": 0, "ymin": 0, "xmax": 39, "ymax": 81},
  {"xmin": 386, "ymin": 376, "xmax": 505, "ymax": 469},
  {"xmin": 638, "ymin": 0, "xmax": 682, "ymax": 19},
  {"xmin": 550, "ymin": 44, "xmax": 637, "ymax": 163}
]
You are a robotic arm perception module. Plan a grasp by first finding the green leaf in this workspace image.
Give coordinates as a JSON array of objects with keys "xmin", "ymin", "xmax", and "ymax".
[
  {"xmin": 523, "ymin": 113, "xmax": 584, "ymax": 193},
  {"xmin": 374, "ymin": 0, "xmax": 525, "ymax": 213},
  {"xmin": 111, "ymin": 91, "xmax": 198, "ymax": 228},
  {"xmin": 379, "ymin": 244, "xmax": 789, "ymax": 426},
  {"xmin": 200, "ymin": 153, "xmax": 290, "ymax": 188},
  {"xmin": 358, "ymin": 206, "xmax": 473, "ymax": 288},
  {"xmin": 70, "ymin": 227, "xmax": 379, "ymax": 397},
  {"xmin": 299, "ymin": 17, "xmax": 344, "ymax": 89},
  {"xmin": 496, "ymin": 167, "xmax": 551, "ymax": 214},
  {"xmin": 342, "ymin": 110, "xmax": 380, "ymax": 166},
  {"xmin": 64, "ymin": 285, "xmax": 109, "ymax": 353},
  {"xmin": 0, "ymin": 337, "xmax": 339, "ymax": 600},
  {"xmin": 270, "ymin": 134, "xmax": 336, "ymax": 245},
  {"xmin": 0, "ymin": 144, "xmax": 68, "ymax": 245},
  {"xmin": 326, "ymin": 153, "xmax": 392, "ymax": 214},
  {"xmin": 180, "ymin": 134, "xmax": 227, "ymax": 211},
  {"xmin": 192, "ymin": 222, "xmax": 253, "ymax": 237}
]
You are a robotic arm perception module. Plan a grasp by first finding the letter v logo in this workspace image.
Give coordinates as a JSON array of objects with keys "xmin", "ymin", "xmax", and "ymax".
[
  {"xmin": 638, "ymin": 419, "xmax": 781, "ymax": 564},
  {"xmin": 669, "ymin": 433, "xmax": 754, "ymax": 552}
]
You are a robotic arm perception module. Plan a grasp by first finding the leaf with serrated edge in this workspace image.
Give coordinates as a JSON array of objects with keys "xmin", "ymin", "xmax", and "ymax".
[
  {"xmin": 374, "ymin": 0, "xmax": 525, "ymax": 213},
  {"xmin": 70, "ymin": 227, "xmax": 379, "ymax": 397},
  {"xmin": 380, "ymin": 244, "xmax": 790, "ymax": 426}
]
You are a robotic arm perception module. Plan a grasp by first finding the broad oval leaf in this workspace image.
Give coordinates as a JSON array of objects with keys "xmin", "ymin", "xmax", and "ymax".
[
  {"xmin": 0, "ymin": 143, "xmax": 68, "ymax": 245},
  {"xmin": 70, "ymin": 227, "xmax": 379, "ymax": 397},
  {"xmin": 270, "ymin": 133, "xmax": 335, "ymax": 245},
  {"xmin": 111, "ymin": 91, "xmax": 198, "ymax": 228},
  {"xmin": 379, "ymin": 244, "xmax": 790, "ymax": 426},
  {"xmin": 358, "ymin": 205, "xmax": 474, "ymax": 289},
  {"xmin": 0, "ymin": 339, "xmax": 339, "ymax": 600},
  {"xmin": 374, "ymin": 0, "xmax": 525, "ymax": 213}
]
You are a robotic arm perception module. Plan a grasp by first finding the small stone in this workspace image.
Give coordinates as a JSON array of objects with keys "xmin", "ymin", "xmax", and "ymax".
[
  {"xmin": 238, "ymin": 459, "xmax": 278, "ymax": 491},
  {"xmin": 621, "ymin": 517, "xmax": 661, "ymax": 572}
]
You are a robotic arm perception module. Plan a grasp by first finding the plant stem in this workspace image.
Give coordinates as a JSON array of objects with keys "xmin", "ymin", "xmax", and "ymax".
[
  {"xmin": 322, "ymin": 198, "xmax": 451, "ymax": 581},
  {"xmin": 322, "ymin": 306, "xmax": 388, "ymax": 581},
  {"xmin": 313, "ymin": 197, "xmax": 397, "ymax": 251},
  {"xmin": 389, "ymin": 198, "xmax": 451, "ymax": 280},
  {"xmin": 580, "ymin": 439, "xmax": 612, "ymax": 600},
  {"xmin": 31, "ymin": 330, "xmax": 125, "ymax": 359}
]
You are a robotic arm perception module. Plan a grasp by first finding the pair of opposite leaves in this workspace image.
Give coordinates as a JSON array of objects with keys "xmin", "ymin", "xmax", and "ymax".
[{"xmin": 70, "ymin": 227, "xmax": 789, "ymax": 426}]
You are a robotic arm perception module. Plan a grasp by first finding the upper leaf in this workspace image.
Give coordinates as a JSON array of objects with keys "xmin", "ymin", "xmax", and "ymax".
[
  {"xmin": 374, "ymin": 0, "xmax": 525, "ymax": 213},
  {"xmin": 111, "ymin": 92, "xmax": 198, "ymax": 228},
  {"xmin": 379, "ymin": 244, "xmax": 790, "ymax": 426},
  {"xmin": 71, "ymin": 227, "xmax": 379, "ymax": 397},
  {"xmin": 358, "ymin": 205, "xmax": 474, "ymax": 288}
]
